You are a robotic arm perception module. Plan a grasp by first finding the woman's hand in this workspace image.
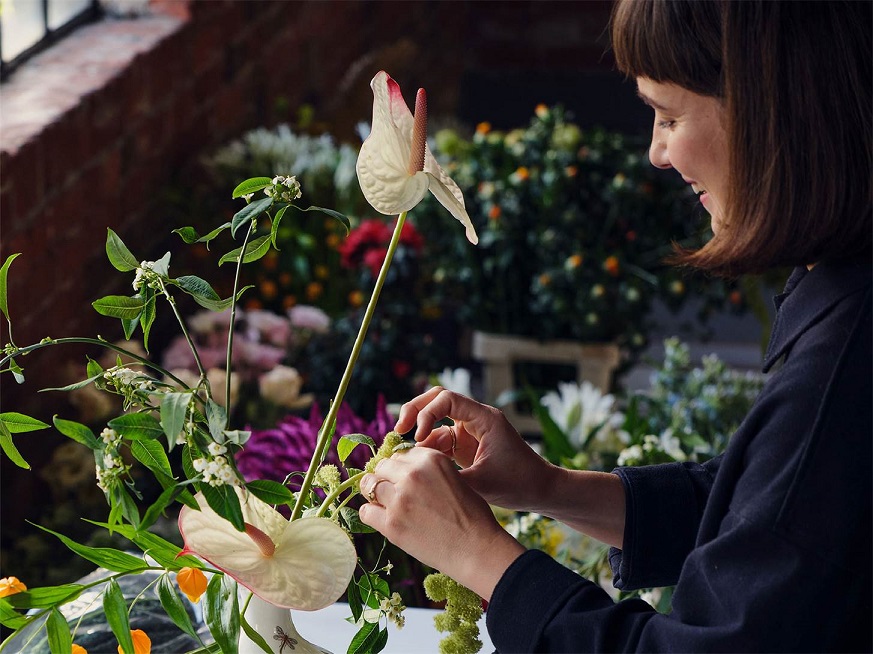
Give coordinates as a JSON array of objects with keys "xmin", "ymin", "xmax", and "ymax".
[
  {"xmin": 394, "ymin": 386, "xmax": 558, "ymax": 512},
  {"xmin": 358, "ymin": 445, "xmax": 525, "ymax": 601}
]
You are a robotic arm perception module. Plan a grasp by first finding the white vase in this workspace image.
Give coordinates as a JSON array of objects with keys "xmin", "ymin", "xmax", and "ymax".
[{"xmin": 238, "ymin": 590, "xmax": 332, "ymax": 654}]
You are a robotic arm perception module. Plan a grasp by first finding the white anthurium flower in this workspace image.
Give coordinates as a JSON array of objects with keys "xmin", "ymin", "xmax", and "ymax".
[
  {"xmin": 356, "ymin": 70, "xmax": 479, "ymax": 245},
  {"xmin": 178, "ymin": 488, "xmax": 356, "ymax": 610},
  {"xmin": 541, "ymin": 381, "xmax": 618, "ymax": 448}
]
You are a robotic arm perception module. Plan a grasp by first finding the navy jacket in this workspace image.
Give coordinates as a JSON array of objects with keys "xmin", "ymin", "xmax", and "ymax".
[{"xmin": 487, "ymin": 261, "xmax": 872, "ymax": 652}]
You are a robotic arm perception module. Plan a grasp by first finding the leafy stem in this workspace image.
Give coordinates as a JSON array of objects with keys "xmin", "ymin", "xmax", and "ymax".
[
  {"xmin": 0, "ymin": 338, "xmax": 189, "ymax": 389},
  {"xmin": 158, "ymin": 279, "xmax": 207, "ymax": 379},
  {"xmin": 316, "ymin": 471, "xmax": 366, "ymax": 518},
  {"xmin": 226, "ymin": 220, "xmax": 256, "ymax": 412},
  {"xmin": 290, "ymin": 211, "xmax": 409, "ymax": 522}
]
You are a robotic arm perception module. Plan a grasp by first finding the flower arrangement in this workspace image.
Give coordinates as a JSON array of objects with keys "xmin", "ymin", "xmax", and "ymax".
[
  {"xmin": 0, "ymin": 70, "xmax": 478, "ymax": 654},
  {"xmin": 415, "ymin": 105, "xmax": 749, "ymax": 357}
]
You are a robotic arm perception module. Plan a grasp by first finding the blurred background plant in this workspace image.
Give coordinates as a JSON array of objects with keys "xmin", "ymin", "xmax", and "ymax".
[{"xmin": 414, "ymin": 105, "xmax": 750, "ymax": 364}]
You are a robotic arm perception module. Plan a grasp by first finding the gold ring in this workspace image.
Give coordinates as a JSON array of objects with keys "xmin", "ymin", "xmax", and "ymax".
[
  {"xmin": 448, "ymin": 425, "xmax": 457, "ymax": 454},
  {"xmin": 367, "ymin": 479, "xmax": 387, "ymax": 505}
]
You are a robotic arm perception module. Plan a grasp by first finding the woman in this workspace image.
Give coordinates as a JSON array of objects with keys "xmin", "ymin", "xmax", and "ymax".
[{"xmin": 359, "ymin": 1, "xmax": 872, "ymax": 651}]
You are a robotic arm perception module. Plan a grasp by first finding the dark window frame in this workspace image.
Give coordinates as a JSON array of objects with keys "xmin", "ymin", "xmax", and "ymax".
[{"xmin": 0, "ymin": 0, "xmax": 102, "ymax": 82}]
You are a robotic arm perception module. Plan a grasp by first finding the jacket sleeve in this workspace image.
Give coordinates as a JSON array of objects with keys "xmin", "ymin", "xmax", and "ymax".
[
  {"xmin": 608, "ymin": 457, "xmax": 721, "ymax": 590},
  {"xmin": 486, "ymin": 284, "xmax": 871, "ymax": 653}
]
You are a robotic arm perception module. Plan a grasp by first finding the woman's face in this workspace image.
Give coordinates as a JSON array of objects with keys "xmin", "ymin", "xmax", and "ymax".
[{"xmin": 636, "ymin": 77, "xmax": 729, "ymax": 232}]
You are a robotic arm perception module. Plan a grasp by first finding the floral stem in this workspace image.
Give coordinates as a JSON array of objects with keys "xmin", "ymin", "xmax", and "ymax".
[
  {"xmin": 226, "ymin": 221, "xmax": 256, "ymax": 411},
  {"xmin": 159, "ymin": 280, "xmax": 207, "ymax": 378},
  {"xmin": 0, "ymin": 338, "xmax": 189, "ymax": 389},
  {"xmin": 291, "ymin": 211, "xmax": 408, "ymax": 521},
  {"xmin": 315, "ymin": 471, "xmax": 366, "ymax": 518}
]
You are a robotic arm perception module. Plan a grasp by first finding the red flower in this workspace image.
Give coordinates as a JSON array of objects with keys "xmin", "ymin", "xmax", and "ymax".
[{"xmin": 392, "ymin": 360, "xmax": 412, "ymax": 379}]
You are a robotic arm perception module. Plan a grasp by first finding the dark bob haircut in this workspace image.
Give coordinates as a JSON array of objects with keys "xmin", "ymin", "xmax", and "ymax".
[{"xmin": 611, "ymin": 0, "xmax": 872, "ymax": 276}]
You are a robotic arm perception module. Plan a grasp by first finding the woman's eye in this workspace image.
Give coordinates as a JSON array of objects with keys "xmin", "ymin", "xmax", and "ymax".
[{"xmin": 657, "ymin": 119, "xmax": 676, "ymax": 130}]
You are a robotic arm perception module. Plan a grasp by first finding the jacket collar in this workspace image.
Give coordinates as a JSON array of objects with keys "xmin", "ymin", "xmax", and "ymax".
[{"xmin": 763, "ymin": 260, "xmax": 872, "ymax": 372}]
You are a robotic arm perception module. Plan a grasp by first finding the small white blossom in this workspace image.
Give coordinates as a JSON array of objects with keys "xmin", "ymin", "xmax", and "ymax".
[
  {"xmin": 379, "ymin": 592, "xmax": 405, "ymax": 629},
  {"xmin": 208, "ymin": 442, "xmax": 227, "ymax": 457}
]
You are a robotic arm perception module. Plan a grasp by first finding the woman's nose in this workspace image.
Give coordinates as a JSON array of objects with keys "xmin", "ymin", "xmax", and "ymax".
[{"xmin": 648, "ymin": 130, "xmax": 671, "ymax": 169}]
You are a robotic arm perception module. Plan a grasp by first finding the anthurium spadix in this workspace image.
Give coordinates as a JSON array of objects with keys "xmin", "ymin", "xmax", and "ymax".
[
  {"xmin": 178, "ymin": 489, "xmax": 355, "ymax": 610},
  {"xmin": 356, "ymin": 70, "xmax": 479, "ymax": 245}
]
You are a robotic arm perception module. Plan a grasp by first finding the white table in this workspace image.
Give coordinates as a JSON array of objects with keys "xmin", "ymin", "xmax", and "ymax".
[{"xmin": 292, "ymin": 602, "xmax": 494, "ymax": 653}]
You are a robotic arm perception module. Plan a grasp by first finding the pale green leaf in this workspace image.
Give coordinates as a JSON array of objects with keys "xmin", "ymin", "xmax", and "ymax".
[
  {"xmin": 338, "ymin": 433, "xmax": 376, "ymax": 463},
  {"xmin": 0, "ymin": 420, "xmax": 29, "ymax": 469},
  {"xmin": 130, "ymin": 439, "xmax": 173, "ymax": 476},
  {"xmin": 218, "ymin": 235, "xmax": 272, "ymax": 266},
  {"xmin": 0, "ymin": 252, "xmax": 21, "ymax": 323},
  {"xmin": 92, "ymin": 295, "xmax": 145, "ymax": 321},
  {"xmin": 106, "ymin": 229, "xmax": 139, "ymax": 272},
  {"xmin": 160, "ymin": 392, "xmax": 191, "ymax": 449},
  {"xmin": 0, "ymin": 412, "xmax": 49, "ymax": 433},
  {"xmin": 157, "ymin": 574, "xmax": 200, "ymax": 640},
  {"xmin": 103, "ymin": 579, "xmax": 135, "ymax": 654},
  {"xmin": 231, "ymin": 177, "xmax": 272, "ymax": 199},
  {"xmin": 46, "ymin": 606, "xmax": 72, "ymax": 654},
  {"xmin": 231, "ymin": 196, "xmax": 272, "ymax": 237},
  {"xmin": 53, "ymin": 416, "xmax": 99, "ymax": 449},
  {"xmin": 204, "ymin": 575, "xmax": 239, "ymax": 654}
]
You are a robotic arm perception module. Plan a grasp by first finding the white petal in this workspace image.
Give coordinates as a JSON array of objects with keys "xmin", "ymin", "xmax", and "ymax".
[
  {"xmin": 356, "ymin": 71, "xmax": 428, "ymax": 215},
  {"xmin": 179, "ymin": 491, "xmax": 356, "ymax": 610},
  {"xmin": 426, "ymin": 171, "xmax": 479, "ymax": 245}
]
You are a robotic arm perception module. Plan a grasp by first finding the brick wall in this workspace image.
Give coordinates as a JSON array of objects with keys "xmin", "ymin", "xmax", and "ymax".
[{"xmin": 0, "ymin": 0, "xmax": 628, "ymax": 536}]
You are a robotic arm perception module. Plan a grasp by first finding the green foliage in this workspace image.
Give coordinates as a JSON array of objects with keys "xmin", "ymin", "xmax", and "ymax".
[{"xmin": 417, "ymin": 106, "xmax": 749, "ymax": 358}]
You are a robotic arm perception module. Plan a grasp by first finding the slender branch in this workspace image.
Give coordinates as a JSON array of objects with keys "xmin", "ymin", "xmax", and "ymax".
[
  {"xmin": 0, "ymin": 338, "xmax": 189, "ymax": 389},
  {"xmin": 226, "ymin": 222, "xmax": 256, "ymax": 412},
  {"xmin": 316, "ymin": 471, "xmax": 365, "ymax": 518},
  {"xmin": 158, "ymin": 279, "xmax": 207, "ymax": 377},
  {"xmin": 291, "ymin": 211, "xmax": 408, "ymax": 521}
]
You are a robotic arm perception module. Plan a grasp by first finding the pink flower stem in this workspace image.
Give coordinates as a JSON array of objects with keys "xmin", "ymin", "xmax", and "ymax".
[{"xmin": 290, "ymin": 211, "xmax": 409, "ymax": 522}]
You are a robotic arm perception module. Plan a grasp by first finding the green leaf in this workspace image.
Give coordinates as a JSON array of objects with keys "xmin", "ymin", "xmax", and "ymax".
[
  {"xmin": 348, "ymin": 621, "xmax": 379, "ymax": 654},
  {"xmin": 45, "ymin": 606, "xmax": 72, "ymax": 654},
  {"xmin": 0, "ymin": 598, "xmax": 30, "ymax": 629},
  {"xmin": 231, "ymin": 177, "xmax": 272, "ymax": 199},
  {"xmin": 357, "ymin": 573, "xmax": 389, "ymax": 609},
  {"xmin": 219, "ymin": 235, "xmax": 272, "ymax": 266},
  {"xmin": 130, "ymin": 439, "xmax": 173, "ymax": 476},
  {"xmin": 240, "ymin": 613, "xmax": 273, "ymax": 654},
  {"xmin": 0, "ymin": 420, "xmax": 30, "ymax": 469},
  {"xmin": 340, "ymin": 507, "xmax": 375, "ymax": 534},
  {"xmin": 160, "ymin": 392, "xmax": 191, "ymax": 449},
  {"xmin": 39, "ymin": 372, "xmax": 104, "ymax": 393},
  {"xmin": 0, "ymin": 412, "xmax": 49, "ymax": 433},
  {"xmin": 203, "ymin": 575, "xmax": 239, "ymax": 654},
  {"xmin": 222, "ymin": 429, "xmax": 251, "ymax": 446},
  {"xmin": 269, "ymin": 205, "xmax": 289, "ymax": 249},
  {"xmin": 347, "ymin": 577, "xmax": 363, "ymax": 623},
  {"xmin": 173, "ymin": 223, "xmax": 231, "ymax": 248},
  {"xmin": 0, "ymin": 252, "xmax": 21, "ymax": 324},
  {"xmin": 201, "ymin": 483, "xmax": 245, "ymax": 532},
  {"xmin": 140, "ymin": 294, "xmax": 156, "ymax": 352},
  {"xmin": 109, "ymin": 412, "xmax": 164, "ymax": 441},
  {"xmin": 299, "ymin": 205, "xmax": 351, "ymax": 234},
  {"xmin": 103, "ymin": 578, "xmax": 135, "ymax": 654},
  {"xmin": 85, "ymin": 522, "xmax": 200, "ymax": 570},
  {"xmin": 231, "ymin": 197, "xmax": 273, "ymax": 237},
  {"xmin": 106, "ymin": 229, "xmax": 140, "ymax": 272},
  {"xmin": 112, "ymin": 483, "xmax": 141, "ymax": 529},
  {"xmin": 8, "ymin": 357, "xmax": 25, "ymax": 383},
  {"xmin": 4, "ymin": 584, "xmax": 84, "ymax": 609},
  {"xmin": 245, "ymin": 479, "xmax": 295, "ymax": 505},
  {"xmin": 338, "ymin": 433, "xmax": 376, "ymax": 463},
  {"xmin": 174, "ymin": 275, "xmax": 236, "ymax": 312},
  {"xmin": 205, "ymin": 400, "xmax": 227, "ymax": 441},
  {"xmin": 157, "ymin": 575, "xmax": 200, "ymax": 640},
  {"xmin": 140, "ymin": 485, "xmax": 179, "ymax": 530},
  {"xmin": 53, "ymin": 416, "xmax": 99, "ymax": 449},
  {"xmin": 92, "ymin": 295, "xmax": 145, "ymax": 321},
  {"xmin": 32, "ymin": 523, "xmax": 148, "ymax": 573}
]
